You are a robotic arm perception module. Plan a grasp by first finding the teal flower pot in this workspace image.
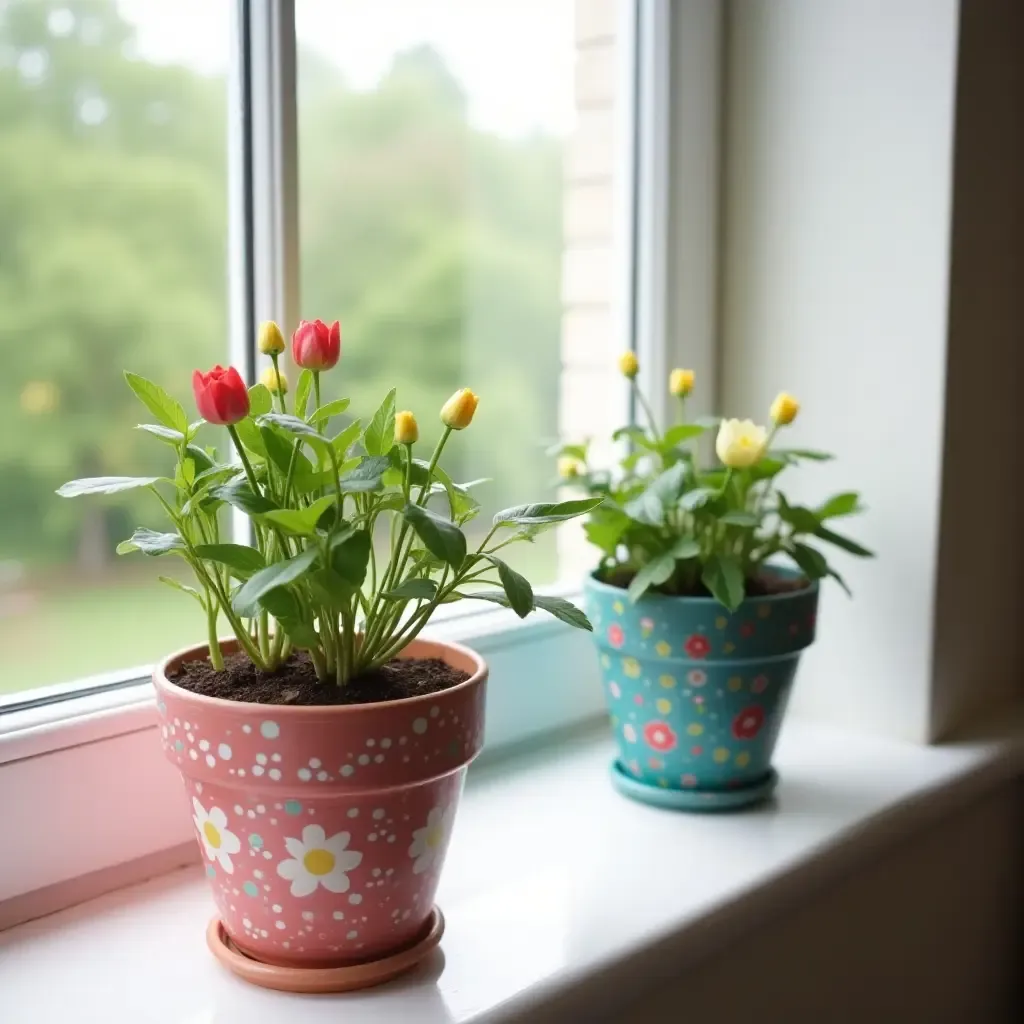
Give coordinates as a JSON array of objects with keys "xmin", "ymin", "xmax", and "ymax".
[{"xmin": 583, "ymin": 569, "xmax": 818, "ymax": 811}]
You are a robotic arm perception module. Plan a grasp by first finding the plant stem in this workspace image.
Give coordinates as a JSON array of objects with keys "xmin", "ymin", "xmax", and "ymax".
[
  {"xmin": 227, "ymin": 425, "xmax": 261, "ymax": 495},
  {"xmin": 313, "ymin": 371, "xmax": 322, "ymax": 417},
  {"xmin": 206, "ymin": 600, "xmax": 224, "ymax": 671},
  {"xmin": 631, "ymin": 381, "xmax": 662, "ymax": 445},
  {"xmin": 271, "ymin": 354, "xmax": 287, "ymax": 414}
]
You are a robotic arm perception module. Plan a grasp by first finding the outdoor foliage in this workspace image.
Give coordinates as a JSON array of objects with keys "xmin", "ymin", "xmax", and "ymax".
[
  {"xmin": 59, "ymin": 330, "xmax": 599, "ymax": 684},
  {"xmin": 553, "ymin": 355, "xmax": 874, "ymax": 609}
]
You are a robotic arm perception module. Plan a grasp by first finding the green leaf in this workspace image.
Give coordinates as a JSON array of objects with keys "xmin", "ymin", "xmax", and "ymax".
[
  {"xmin": 403, "ymin": 503, "xmax": 467, "ymax": 568},
  {"xmin": 719, "ymin": 511, "xmax": 760, "ymax": 527},
  {"xmin": 773, "ymin": 448, "xmax": 834, "ymax": 462},
  {"xmin": 432, "ymin": 464, "xmax": 481, "ymax": 523},
  {"xmin": 702, "ymin": 553, "xmax": 746, "ymax": 610},
  {"xmin": 259, "ymin": 495, "xmax": 336, "ymax": 536},
  {"xmin": 247, "ymin": 383, "xmax": 272, "ymax": 416},
  {"xmin": 258, "ymin": 411, "xmax": 323, "ymax": 441},
  {"xmin": 679, "ymin": 486, "xmax": 716, "ymax": 511},
  {"xmin": 209, "ymin": 480, "xmax": 277, "ymax": 515},
  {"xmin": 546, "ymin": 441, "xmax": 589, "ymax": 462},
  {"xmin": 624, "ymin": 490, "xmax": 664, "ymax": 527},
  {"xmin": 184, "ymin": 444, "xmax": 215, "ymax": 474},
  {"xmin": 157, "ymin": 576, "xmax": 205, "ymax": 607},
  {"xmin": 364, "ymin": 387, "xmax": 397, "ymax": 456},
  {"xmin": 193, "ymin": 543, "xmax": 266, "ymax": 577},
  {"xmin": 671, "ymin": 538, "xmax": 701, "ymax": 559},
  {"xmin": 628, "ymin": 552, "xmax": 675, "ymax": 602},
  {"xmin": 484, "ymin": 555, "xmax": 534, "ymax": 618},
  {"xmin": 493, "ymin": 497, "xmax": 602, "ymax": 527},
  {"xmin": 308, "ymin": 568, "xmax": 357, "ymax": 609},
  {"xmin": 331, "ymin": 419, "xmax": 363, "ymax": 458},
  {"xmin": 790, "ymin": 541, "xmax": 829, "ymax": 579},
  {"xmin": 58, "ymin": 476, "xmax": 161, "ymax": 497},
  {"xmin": 232, "ymin": 416, "xmax": 267, "ymax": 457},
  {"xmin": 383, "ymin": 578, "xmax": 439, "ymax": 601},
  {"xmin": 339, "ymin": 455, "xmax": 391, "ymax": 493},
  {"xmin": 828, "ymin": 567, "xmax": 852, "ymax": 596},
  {"xmin": 260, "ymin": 423, "xmax": 313, "ymax": 478},
  {"xmin": 294, "ymin": 370, "xmax": 314, "ymax": 419},
  {"xmin": 749, "ymin": 457, "xmax": 786, "ymax": 482},
  {"xmin": 330, "ymin": 529, "xmax": 372, "ymax": 586},
  {"xmin": 308, "ymin": 398, "xmax": 351, "ymax": 426},
  {"xmin": 232, "ymin": 547, "xmax": 319, "ymax": 617},
  {"xmin": 584, "ymin": 510, "xmax": 631, "ymax": 555},
  {"xmin": 662, "ymin": 424, "xmax": 706, "ymax": 447},
  {"xmin": 816, "ymin": 492, "xmax": 864, "ymax": 519},
  {"xmin": 136, "ymin": 423, "xmax": 185, "ymax": 444},
  {"xmin": 777, "ymin": 494, "xmax": 820, "ymax": 534},
  {"xmin": 814, "ymin": 525, "xmax": 874, "ymax": 558},
  {"xmin": 116, "ymin": 528, "xmax": 185, "ymax": 556},
  {"xmin": 534, "ymin": 594, "xmax": 593, "ymax": 631},
  {"xmin": 124, "ymin": 372, "xmax": 188, "ymax": 434}
]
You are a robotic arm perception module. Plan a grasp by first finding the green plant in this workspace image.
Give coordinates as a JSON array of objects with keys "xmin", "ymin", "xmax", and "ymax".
[
  {"xmin": 552, "ymin": 354, "xmax": 873, "ymax": 609},
  {"xmin": 58, "ymin": 320, "xmax": 600, "ymax": 684}
]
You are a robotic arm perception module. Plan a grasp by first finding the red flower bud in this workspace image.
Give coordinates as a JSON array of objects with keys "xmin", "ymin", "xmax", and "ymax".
[
  {"xmin": 192, "ymin": 365, "xmax": 250, "ymax": 426},
  {"xmin": 291, "ymin": 319, "xmax": 341, "ymax": 371}
]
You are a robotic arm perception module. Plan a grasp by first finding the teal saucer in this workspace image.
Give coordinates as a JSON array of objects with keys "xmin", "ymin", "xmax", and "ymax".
[{"xmin": 609, "ymin": 760, "xmax": 778, "ymax": 812}]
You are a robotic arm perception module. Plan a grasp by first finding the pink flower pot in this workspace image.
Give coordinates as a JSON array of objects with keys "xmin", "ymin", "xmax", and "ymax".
[{"xmin": 153, "ymin": 636, "xmax": 487, "ymax": 971}]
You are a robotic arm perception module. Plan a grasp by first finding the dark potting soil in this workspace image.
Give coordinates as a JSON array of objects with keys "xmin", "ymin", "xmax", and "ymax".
[
  {"xmin": 169, "ymin": 650, "xmax": 470, "ymax": 707},
  {"xmin": 599, "ymin": 566, "xmax": 809, "ymax": 599}
]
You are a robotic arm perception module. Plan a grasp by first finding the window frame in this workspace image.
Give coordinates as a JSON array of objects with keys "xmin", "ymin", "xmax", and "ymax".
[{"xmin": 0, "ymin": 0, "xmax": 718, "ymax": 914}]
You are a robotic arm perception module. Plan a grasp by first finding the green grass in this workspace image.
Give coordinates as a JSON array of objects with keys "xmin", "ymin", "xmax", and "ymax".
[{"xmin": 1, "ymin": 537, "xmax": 559, "ymax": 696}]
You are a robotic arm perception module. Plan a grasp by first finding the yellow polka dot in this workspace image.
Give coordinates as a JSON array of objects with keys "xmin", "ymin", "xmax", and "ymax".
[
  {"xmin": 727, "ymin": 676, "xmax": 743, "ymax": 692},
  {"xmin": 659, "ymin": 674, "xmax": 677, "ymax": 689},
  {"xmin": 757, "ymin": 604, "xmax": 772, "ymax": 619},
  {"xmin": 713, "ymin": 747, "xmax": 730, "ymax": 763},
  {"xmin": 612, "ymin": 600, "xmax": 625, "ymax": 615},
  {"xmin": 687, "ymin": 723, "xmax": 704, "ymax": 736},
  {"xmin": 723, "ymin": 641, "xmax": 736, "ymax": 654},
  {"xmin": 735, "ymin": 751, "xmax": 751, "ymax": 768},
  {"xmin": 622, "ymin": 658, "xmax": 641, "ymax": 678},
  {"xmin": 600, "ymin": 654, "xmax": 611, "ymax": 669},
  {"xmin": 656, "ymin": 698, "xmax": 672, "ymax": 714},
  {"xmin": 657, "ymin": 777, "xmax": 670, "ymax": 788},
  {"xmin": 655, "ymin": 641, "xmax": 672, "ymax": 657},
  {"xmin": 715, "ymin": 616, "xmax": 728, "ymax": 630}
]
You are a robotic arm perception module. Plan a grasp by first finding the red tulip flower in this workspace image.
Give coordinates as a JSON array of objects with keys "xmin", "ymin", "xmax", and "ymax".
[
  {"xmin": 192, "ymin": 365, "xmax": 250, "ymax": 425},
  {"xmin": 292, "ymin": 319, "xmax": 341, "ymax": 371}
]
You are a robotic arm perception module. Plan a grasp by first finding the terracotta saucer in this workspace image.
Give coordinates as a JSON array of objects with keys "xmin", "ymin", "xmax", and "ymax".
[{"xmin": 206, "ymin": 907, "xmax": 445, "ymax": 993}]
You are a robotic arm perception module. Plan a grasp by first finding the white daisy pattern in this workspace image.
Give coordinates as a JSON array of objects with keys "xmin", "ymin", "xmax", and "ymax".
[
  {"xmin": 192, "ymin": 797, "xmax": 241, "ymax": 873},
  {"xmin": 276, "ymin": 824, "xmax": 363, "ymax": 897},
  {"xmin": 408, "ymin": 805, "xmax": 454, "ymax": 876}
]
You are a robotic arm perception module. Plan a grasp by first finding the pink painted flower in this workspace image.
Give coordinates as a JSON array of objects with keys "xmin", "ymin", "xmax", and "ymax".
[
  {"xmin": 690, "ymin": 745, "xmax": 703, "ymax": 756},
  {"xmin": 628, "ymin": 759, "xmax": 641, "ymax": 776},
  {"xmin": 739, "ymin": 622, "xmax": 755, "ymax": 638},
  {"xmin": 681, "ymin": 773, "xmax": 698, "ymax": 787},
  {"xmin": 643, "ymin": 721, "xmax": 678, "ymax": 753},
  {"xmin": 609, "ymin": 681, "xmax": 622, "ymax": 699},
  {"xmin": 684, "ymin": 634, "xmax": 711, "ymax": 659},
  {"xmin": 607, "ymin": 623, "xmax": 625, "ymax": 648},
  {"xmin": 751, "ymin": 674, "xmax": 769, "ymax": 694},
  {"xmin": 732, "ymin": 705, "xmax": 765, "ymax": 740},
  {"xmin": 688, "ymin": 669, "xmax": 707, "ymax": 687},
  {"xmin": 633, "ymin": 694, "xmax": 644, "ymax": 706},
  {"xmin": 807, "ymin": 612, "xmax": 817, "ymax": 629},
  {"xmin": 648, "ymin": 757, "xmax": 663, "ymax": 770},
  {"xmin": 623, "ymin": 723, "xmax": 637, "ymax": 743},
  {"xmin": 640, "ymin": 616, "xmax": 655, "ymax": 637}
]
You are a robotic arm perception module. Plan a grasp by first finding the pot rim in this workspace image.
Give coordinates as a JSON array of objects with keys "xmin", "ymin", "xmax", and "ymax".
[
  {"xmin": 584, "ymin": 564, "xmax": 819, "ymax": 606},
  {"xmin": 153, "ymin": 634, "xmax": 487, "ymax": 717}
]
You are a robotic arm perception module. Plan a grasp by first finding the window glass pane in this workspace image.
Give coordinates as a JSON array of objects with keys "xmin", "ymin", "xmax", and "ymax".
[
  {"xmin": 1, "ymin": 0, "xmax": 230, "ymax": 696},
  {"xmin": 295, "ymin": 0, "xmax": 621, "ymax": 584}
]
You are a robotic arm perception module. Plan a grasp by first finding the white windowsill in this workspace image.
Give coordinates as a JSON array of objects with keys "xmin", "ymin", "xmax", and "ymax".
[{"xmin": 2, "ymin": 712, "xmax": 1021, "ymax": 1024}]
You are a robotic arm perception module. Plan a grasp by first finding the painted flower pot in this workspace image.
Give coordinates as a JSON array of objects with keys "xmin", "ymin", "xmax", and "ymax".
[
  {"xmin": 153, "ymin": 635, "xmax": 487, "ymax": 976},
  {"xmin": 584, "ymin": 569, "xmax": 818, "ymax": 810}
]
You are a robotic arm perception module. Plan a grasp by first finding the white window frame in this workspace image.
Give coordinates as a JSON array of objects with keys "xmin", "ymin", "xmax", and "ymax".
[{"xmin": 0, "ymin": 0, "xmax": 721, "ymax": 915}]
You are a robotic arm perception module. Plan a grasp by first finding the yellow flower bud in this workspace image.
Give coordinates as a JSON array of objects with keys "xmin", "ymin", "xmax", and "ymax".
[
  {"xmin": 395, "ymin": 410, "xmax": 419, "ymax": 445},
  {"xmin": 257, "ymin": 320, "xmax": 286, "ymax": 356},
  {"xmin": 770, "ymin": 391, "xmax": 800, "ymax": 426},
  {"xmin": 618, "ymin": 351, "xmax": 639, "ymax": 379},
  {"xmin": 669, "ymin": 368, "xmax": 695, "ymax": 397},
  {"xmin": 261, "ymin": 364, "xmax": 288, "ymax": 395},
  {"xmin": 440, "ymin": 388, "xmax": 479, "ymax": 430},
  {"xmin": 715, "ymin": 418, "xmax": 768, "ymax": 469},
  {"xmin": 558, "ymin": 456, "xmax": 582, "ymax": 480}
]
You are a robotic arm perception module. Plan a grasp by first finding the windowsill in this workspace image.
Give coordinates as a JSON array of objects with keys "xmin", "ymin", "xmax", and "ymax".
[{"xmin": 2, "ymin": 713, "xmax": 1021, "ymax": 1023}]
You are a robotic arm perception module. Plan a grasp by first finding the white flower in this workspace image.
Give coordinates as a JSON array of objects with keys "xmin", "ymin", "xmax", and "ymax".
[
  {"xmin": 192, "ymin": 797, "xmax": 241, "ymax": 873},
  {"xmin": 715, "ymin": 418, "xmax": 768, "ymax": 469},
  {"xmin": 276, "ymin": 824, "xmax": 363, "ymax": 897},
  {"xmin": 408, "ymin": 805, "xmax": 454, "ymax": 876}
]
